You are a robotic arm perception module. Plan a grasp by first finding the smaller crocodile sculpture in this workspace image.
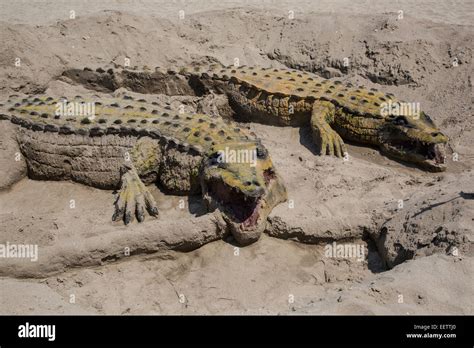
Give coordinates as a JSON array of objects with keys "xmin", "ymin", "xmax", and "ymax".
[
  {"xmin": 0, "ymin": 95, "xmax": 287, "ymax": 245},
  {"xmin": 63, "ymin": 66, "xmax": 449, "ymax": 171}
]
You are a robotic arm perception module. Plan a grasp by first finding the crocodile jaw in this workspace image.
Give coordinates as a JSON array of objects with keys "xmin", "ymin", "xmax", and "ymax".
[
  {"xmin": 379, "ymin": 139, "xmax": 447, "ymax": 172},
  {"xmin": 224, "ymin": 174, "xmax": 286, "ymax": 245},
  {"xmin": 203, "ymin": 172, "xmax": 287, "ymax": 245}
]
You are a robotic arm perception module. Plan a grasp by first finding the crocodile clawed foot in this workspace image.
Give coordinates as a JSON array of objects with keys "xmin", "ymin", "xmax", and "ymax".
[
  {"xmin": 314, "ymin": 126, "xmax": 347, "ymax": 158},
  {"xmin": 112, "ymin": 167, "xmax": 159, "ymax": 224}
]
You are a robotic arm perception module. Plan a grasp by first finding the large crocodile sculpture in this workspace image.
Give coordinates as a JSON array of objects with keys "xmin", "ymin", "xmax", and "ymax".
[
  {"xmin": 0, "ymin": 95, "xmax": 287, "ymax": 245},
  {"xmin": 62, "ymin": 65, "xmax": 448, "ymax": 171}
]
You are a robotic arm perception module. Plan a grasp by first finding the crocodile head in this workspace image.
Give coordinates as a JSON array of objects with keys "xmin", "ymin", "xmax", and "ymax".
[
  {"xmin": 378, "ymin": 111, "xmax": 448, "ymax": 171},
  {"xmin": 201, "ymin": 140, "xmax": 287, "ymax": 245}
]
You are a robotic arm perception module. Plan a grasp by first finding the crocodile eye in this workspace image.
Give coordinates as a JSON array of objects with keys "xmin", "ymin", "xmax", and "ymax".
[
  {"xmin": 393, "ymin": 116, "xmax": 408, "ymax": 126},
  {"xmin": 256, "ymin": 146, "xmax": 268, "ymax": 159},
  {"xmin": 208, "ymin": 152, "xmax": 221, "ymax": 165}
]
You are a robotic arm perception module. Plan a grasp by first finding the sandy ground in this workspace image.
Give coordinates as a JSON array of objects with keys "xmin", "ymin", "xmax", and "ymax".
[{"xmin": 0, "ymin": 0, "xmax": 473, "ymax": 314}]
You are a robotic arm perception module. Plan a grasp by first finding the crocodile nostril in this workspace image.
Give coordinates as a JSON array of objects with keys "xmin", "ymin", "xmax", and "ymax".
[
  {"xmin": 244, "ymin": 181, "xmax": 252, "ymax": 186},
  {"xmin": 431, "ymin": 132, "xmax": 440, "ymax": 137},
  {"xmin": 253, "ymin": 181, "xmax": 260, "ymax": 186}
]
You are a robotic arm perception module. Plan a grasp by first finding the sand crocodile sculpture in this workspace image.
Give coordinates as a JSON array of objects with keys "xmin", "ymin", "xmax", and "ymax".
[
  {"xmin": 62, "ymin": 65, "xmax": 448, "ymax": 172},
  {"xmin": 0, "ymin": 95, "xmax": 287, "ymax": 245},
  {"xmin": 0, "ymin": 65, "xmax": 448, "ymax": 245}
]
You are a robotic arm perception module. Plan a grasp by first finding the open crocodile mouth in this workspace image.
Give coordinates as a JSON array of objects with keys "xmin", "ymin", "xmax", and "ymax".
[
  {"xmin": 207, "ymin": 180, "xmax": 263, "ymax": 229},
  {"xmin": 383, "ymin": 138, "xmax": 447, "ymax": 170}
]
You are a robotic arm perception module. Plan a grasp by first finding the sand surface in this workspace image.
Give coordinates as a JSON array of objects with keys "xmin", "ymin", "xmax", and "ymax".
[{"xmin": 0, "ymin": 0, "xmax": 473, "ymax": 314}]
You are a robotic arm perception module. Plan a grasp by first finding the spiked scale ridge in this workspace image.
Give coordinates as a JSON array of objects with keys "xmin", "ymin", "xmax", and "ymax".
[
  {"xmin": 0, "ymin": 94, "xmax": 252, "ymax": 155},
  {"xmin": 201, "ymin": 65, "xmax": 400, "ymax": 118}
]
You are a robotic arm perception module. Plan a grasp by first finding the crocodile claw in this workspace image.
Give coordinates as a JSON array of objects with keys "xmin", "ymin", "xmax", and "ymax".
[
  {"xmin": 113, "ymin": 168, "xmax": 159, "ymax": 224},
  {"xmin": 314, "ymin": 125, "xmax": 347, "ymax": 158}
]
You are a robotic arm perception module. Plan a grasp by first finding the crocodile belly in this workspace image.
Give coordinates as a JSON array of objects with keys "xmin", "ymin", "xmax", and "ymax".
[
  {"xmin": 17, "ymin": 129, "xmax": 137, "ymax": 189},
  {"xmin": 225, "ymin": 83, "xmax": 312, "ymax": 127}
]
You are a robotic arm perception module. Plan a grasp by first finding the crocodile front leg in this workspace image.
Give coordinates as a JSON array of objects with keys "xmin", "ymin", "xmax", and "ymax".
[
  {"xmin": 112, "ymin": 137, "xmax": 161, "ymax": 224},
  {"xmin": 112, "ymin": 163, "xmax": 159, "ymax": 224},
  {"xmin": 310, "ymin": 100, "xmax": 347, "ymax": 157}
]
